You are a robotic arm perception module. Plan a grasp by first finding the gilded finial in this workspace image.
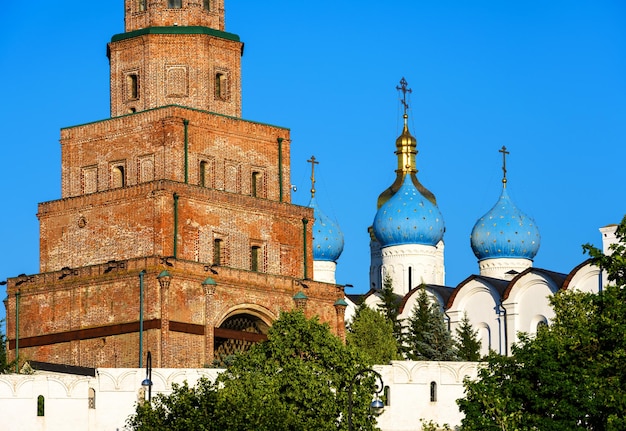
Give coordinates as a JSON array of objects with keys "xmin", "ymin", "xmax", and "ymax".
[
  {"xmin": 499, "ymin": 146, "xmax": 510, "ymax": 186},
  {"xmin": 396, "ymin": 77, "xmax": 412, "ymax": 118},
  {"xmin": 307, "ymin": 155, "xmax": 319, "ymax": 198}
]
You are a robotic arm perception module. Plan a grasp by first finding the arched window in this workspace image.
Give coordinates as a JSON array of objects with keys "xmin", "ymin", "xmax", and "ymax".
[
  {"xmin": 537, "ymin": 320, "xmax": 548, "ymax": 332},
  {"xmin": 203, "ymin": 0, "xmax": 210, "ymax": 10},
  {"xmin": 168, "ymin": 0, "xmax": 182, "ymax": 8},
  {"xmin": 37, "ymin": 395, "xmax": 45, "ymax": 416},
  {"xmin": 88, "ymin": 388, "xmax": 96, "ymax": 409},
  {"xmin": 138, "ymin": 0, "xmax": 146, "ymax": 12},
  {"xmin": 430, "ymin": 381, "xmax": 437, "ymax": 402},
  {"xmin": 112, "ymin": 165, "xmax": 125, "ymax": 188}
]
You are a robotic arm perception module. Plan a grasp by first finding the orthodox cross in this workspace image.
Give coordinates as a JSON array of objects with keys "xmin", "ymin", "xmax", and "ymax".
[
  {"xmin": 307, "ymin": 155, "xmax": 319, "ymax": 197},
  {"xmin": 396, "ymin": 77, "xmax": 412, "ymax": 115},
  {"xmin": 499, "ymin": 145, "xmax": 510, "ymax": 184}
]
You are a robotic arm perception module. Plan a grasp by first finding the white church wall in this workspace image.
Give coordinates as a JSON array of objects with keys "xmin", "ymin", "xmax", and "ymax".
[
  {"xmin": 503, "ymin": 273, "xmax": 558, "ymax": 348},
  {"xmin": 0, "ymin": 363, "xmax": 477, "ymax": 431},
  {"xmin": 446, "ymin": 281, "xmax": 503, "ymax": 356},
  {"xmin": 567, "ymin": 262, "xmax": 602, "ymax": 293},
  {"xmin": 375, "ymin": 361, "xmax": 479, "ymax": 431},
  {"xmin": 380, "ymin": 244, "xmax": 445, "ymax": 295},
  {"xmin": 0, "ymin": 368, "xmax": 222, "ymax": 431}
]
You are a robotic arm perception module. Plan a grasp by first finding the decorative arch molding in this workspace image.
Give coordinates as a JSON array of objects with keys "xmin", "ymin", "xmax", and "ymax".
[
  {"xmin": 503, "ymin": 268, "xmax": 566, "ymax": 301},
  {"xmin": 216, "ymin": 303, "xmax": 277, "ymax": 328},
  {"xmin": 562, "ymin": 260, "xmax": 601, "ymax": 293},
  {"xmin": 451, "ymin": 282, "xmax": 499, "ymax": 312}
]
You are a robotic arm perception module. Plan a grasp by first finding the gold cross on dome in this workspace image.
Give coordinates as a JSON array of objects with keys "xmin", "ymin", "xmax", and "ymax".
[
  {"xmin": 307, "ymin": 155, "xmax": 319, "ymax": 197},
  {"xmin": 499, "ymin": 146, "xmax": 510, "ymax": 184},
  {"xmin": 396, "ymin": 77, "xmax": 412, "ymax": 115}
]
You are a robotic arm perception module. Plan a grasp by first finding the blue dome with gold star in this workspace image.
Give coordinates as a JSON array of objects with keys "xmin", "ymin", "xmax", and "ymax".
[
  {"xmin": 470, "ymin": 186, "xmax": 540, "ymax": 261},
  {"xmin": 372, "ymin": 175, "xmax": 445, "ymax": 247},
  {"xmin": 309, "ymin": 196, "xmax": 344, "ymax": 262}
]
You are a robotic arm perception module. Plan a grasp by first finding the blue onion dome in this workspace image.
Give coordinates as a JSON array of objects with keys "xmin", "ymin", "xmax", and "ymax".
[
  {"xmin": 372, "ymin": 175, "xmax": 445, "ymax": 247},
  {"xmin": 309, "ymin": 196, "xmax": 344, "ymax": 262},
  {"xmin": 470, "ymin": 186, "xmax": 540, "ymax": 261}
]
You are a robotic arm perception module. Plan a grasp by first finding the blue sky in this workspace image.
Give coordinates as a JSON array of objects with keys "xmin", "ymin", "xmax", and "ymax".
[{"xmin": 1, "ymin": 1, "xmax": 625, "ymax": 325}]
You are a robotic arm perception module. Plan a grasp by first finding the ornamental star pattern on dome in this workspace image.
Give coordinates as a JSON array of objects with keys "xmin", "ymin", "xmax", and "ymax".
[
  {"xmin": 373, "ymin": 175, "xmax": 445, "ymax": 247},
  {"xmin": 470, "ymin": 187, "xmax": 540, "ymax": 260},
  {"xmin": 470, "ymin": 147, "xmax": 540, "ymax": 261}
]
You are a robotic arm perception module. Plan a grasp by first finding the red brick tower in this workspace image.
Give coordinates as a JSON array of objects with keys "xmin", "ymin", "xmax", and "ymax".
[{"xmin": 5, "ymin": 0, "xmax": 346, "ymax": 369}]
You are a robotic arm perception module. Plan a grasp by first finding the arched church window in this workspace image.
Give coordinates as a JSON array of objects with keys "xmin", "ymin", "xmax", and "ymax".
[
  {"xmin": 112, "ymin": 165, "xmax": 125, "ymax": 188},
  {"xmin": 168, "ymin": 0, "xmax": 182, "ymax": 8},
  {"xmin": 88, "ymin": 388, "xmax": 96, "ymax": 409},
  {"xmin": 430, "ymin": 382, "xmax": 437, "ymax": 402},
  {"xmin": 37, "ymin": 395, "xmax": 45, "ymax": 416}
]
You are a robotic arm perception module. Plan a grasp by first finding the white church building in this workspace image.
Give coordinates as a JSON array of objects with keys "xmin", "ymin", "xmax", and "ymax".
[{"xmin": 308, "ymin": 79, "xmax": 615, "ymax": 359}]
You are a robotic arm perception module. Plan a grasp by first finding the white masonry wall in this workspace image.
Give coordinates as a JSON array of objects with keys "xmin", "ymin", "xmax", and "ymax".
[{"xmin": 0, "ymin": 362, "xmax": 477, "ymax": 431}]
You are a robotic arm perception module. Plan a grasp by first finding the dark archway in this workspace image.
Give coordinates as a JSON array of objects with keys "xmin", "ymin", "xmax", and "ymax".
[{"xmin": 213, "ymin": 313, "xmax": 270, "ymax": 366}]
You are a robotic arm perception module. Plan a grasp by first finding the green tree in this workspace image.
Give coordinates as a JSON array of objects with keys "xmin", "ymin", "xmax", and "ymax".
[
  {"xmin": 126, "ymin": 378, "xmax": 221, "ymax": 431},
  {"xmin": 127, "ymin": 310, "xmax": 382, "ymax": 431},
  {"xmin": 454, "ymin": 312, "xmax": 482, "ymax": 361},
  {"xmin": 347, "ymin": 302, "xmax": 398, "ymax": 364},
  {"xmin": 459, "ymin": 216, "xmax": 626, "ymax": 430},
  {"xmin": 406, "ymin": 287, "xmax": 457, "ymax": 361},
  {"xmin": 377, "ymin": 274, "xmax": 405, "ymax": 354}
]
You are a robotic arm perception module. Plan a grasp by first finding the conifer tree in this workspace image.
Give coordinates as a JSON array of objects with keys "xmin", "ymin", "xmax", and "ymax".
[
  {"xmin": 377, "ymin": 274, "xmax": 405, "ymax": 356},
  {"xmin": 454, "ymin": 312, "xmax": 482, "ymax": 361},
  {"xmin": 406, "ymin": 286, "xmax": 457, "ymax": 361},
  {"xmin": 347, "ymin": 302, "xmax": 398, "ymax": 364}
]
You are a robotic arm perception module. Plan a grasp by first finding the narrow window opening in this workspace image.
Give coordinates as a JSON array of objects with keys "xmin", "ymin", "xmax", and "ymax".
[
  {"xmin": 88, "ymin": 388, "xmax": 96, "ymax": 409},
  {"xmin": 127, "ymin": 74, "xmax": 139, "ymax": 100},
  {"xmin": 251, "ymin": 172, "xmax": 260, "ymax": 197},
  {"xmin": 203, "ymin": 0, "xmax": 210, "ymax": 11},
  {"xmin": 430, "ymin": 382, "xmax": 437, "ymax": 402},
  {"xmin": 213, "ymin": 239, "xmax": 222, "ymax": 266},
  {"xmin": 408, "ymin": 267, "xmax": 412, "ymax": 291},
  {"xmin": 200, "ymin": 161, "xmax": 208, "ymax": 187},
  {"xmin": 383, "ymin": 386, "xmax": 391, "ymax": 406},
  {"xmin": 168, "ymin": 0, "xmax": 182, "ymax": 8},
  {"xmin": 37, "ymin": 395, "xmax": 45, "ymax": 416},
  {"xmin": 251, "ymin": 246, "xmax": 260, "ymax": 272},
  {"xmin": 215, "ymin": 73, "xmax": 226, "ymax": 99},
  {"xmin": 138, "ymin": 0, "xmax": 146, "ymax": 12}
]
